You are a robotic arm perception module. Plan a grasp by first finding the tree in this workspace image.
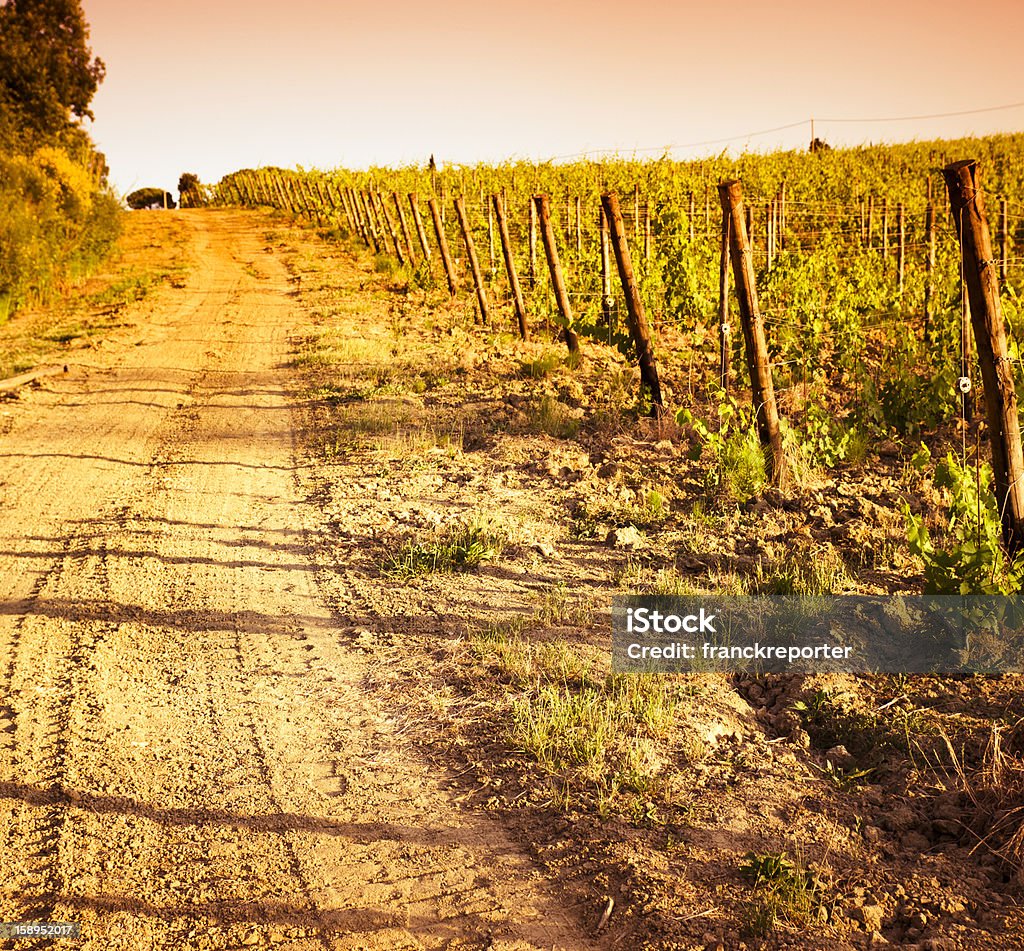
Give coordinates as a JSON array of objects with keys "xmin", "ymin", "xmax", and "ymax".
[
  {"xmin": 178, "ymin": 172, "xmax": 202, "ymax": 208},
  {"xmin": 0, "ymin": 0, "xmax": 106, "ymax": 149},
  {"xmin": 126, "ymin": 188, "xmax": 175, "ymax": 210}
]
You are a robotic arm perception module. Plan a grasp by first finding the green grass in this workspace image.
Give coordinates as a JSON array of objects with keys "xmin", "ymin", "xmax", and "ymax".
[
  {"xmin": 383, "ymin": 518, "xmax": 507, "ymax": 579},
  {"xmin": 527, "ymin": 395, "xmax": 581, "ymax": 439},
  {"xmin": 738, "ymin": 851, "xmax": 832, "ymax": 937}
]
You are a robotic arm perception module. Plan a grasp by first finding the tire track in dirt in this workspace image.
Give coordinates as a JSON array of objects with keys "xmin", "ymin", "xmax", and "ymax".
[{"xmin": 0, "ymin": 210, "xmax": 600, "ymax": 950}]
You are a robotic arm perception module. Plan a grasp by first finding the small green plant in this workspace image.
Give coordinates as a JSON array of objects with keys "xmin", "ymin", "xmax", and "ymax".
[
  {"xmin": 906, "ymin": 451, "xmax": 1024, "ymax": 594},
  {"xmin": 738, "ymin": 851, "xmax": 828, "ymax": 936},
  {"xmin": 383, "ymin": 519, "xmax": 507, "ymax": 579},
  {"xmin": 520, "ymin": 350, "xmax": 562, "ymax": 378},
  {"xmin": 677, "ymin": 398, "xmax": 766, "ymax": 503},
  {"xmin": 536, "ymin": 584, "xmax": 593, "ymax": 627},
  {"xmin": 527, "ymin": 395, "xmax": 580, "ymax": 439},
  {"xmin": 753, "ymin": 545, "xmax": 850, "ymax": 595},
  {"xmin": 508, "ymin": 674, "xmax": 686, "ymax": 816},
  {"xmin": 798, "ymin": 402, "xmax": 853, "ymax": 467},
  {"xmin": 812, "ymin": 759, "xmax": 876, "ymax": 789}
]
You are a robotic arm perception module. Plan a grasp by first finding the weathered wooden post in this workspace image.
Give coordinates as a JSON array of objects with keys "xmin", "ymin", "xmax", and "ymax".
[
  {"xmin": 493, "ymin": 194, "xmax": 529, "ymax": 340},
  {"xmin": 377, "ymin": 192, "xmax": 406, "ymax": 265},
  {"xmin": 408, "ymin": 194, "xmax": 432, "ymax": 261},
  {"xmin": 529, "ymin": 198, "xmax": 538, "ymax": 288},
  {"xmin": 924, "ymin": 200, "xmax": 935, "ymax": 341},
  {"xmin": 867, "ymin": 194, "xmax": 875, "ymax": 250},
  {"xmin": 535, "ymin": 194, "xmax": 580, "ymax": 355},
  {"xmin": 600, "ymin": 204, "xmax": 613, "ymax": 329},
  {"xmin": 778, "ymin": 182, "xmax": 787, "ymax": 251},
  {"xmin": 487, "ymin": 201, "xmax": 496, "ymax": 278},
  {"xmin": 944, "ymin": 159, "xmax": 1024, "ymax": 552},
  {"xmin": 718, "ymin": 180, "xmax": 788, "ymax": 487},
  {"xmin": 882, "ymin": 197, "xmax": 889, "ymax": 266},
  {"xmin": 359, "ymin": 191, "xmax": 382, "ymax": 254},
  {"xmin": 1000, "ymin": 198, "xmax": 1009, "ymax": 281},
  {"xmin": 601, "ymin": 192, "xmax": 663, "ymax": 410},
  {"xmin": 897, "ymin": 203, "xmax": 906, "ymax": 300},
  {"xmin": 575, "ymin": 195, "xmax": 582, "ymax": 257},
  {"xmin": 454, "ymin": 196, "xmax": 490, "ymax": 324},
  {"xmin": 393, "ymin": 192, "xmax": 417, "ymax": 266},
  {"xmin": 719, "ymin": 209, "xmax": 731, "ymax": 392},
  {"xmin": 428, "ymin": 198, "xmax": 458, "ymax": 297}
]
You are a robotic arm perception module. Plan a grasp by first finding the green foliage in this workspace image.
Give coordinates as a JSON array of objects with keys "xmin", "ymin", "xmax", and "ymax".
[
  {"xmin": 126, "ymin": 188, "xmax": 175, "ymax": 210},
  {"xmin": 0, "ymin": 148, "xmax": 121, "ymax": 309},
  {"xmin": 0, "ymin": 1, "xmax": 119, "ymax": 314},
  {"xmin": 677, "ymin": 396, "xmax": 766, "ymax": 503},
  {"xmin": 739, "ymin": 851, "xmax": 828, "ymax": 936},
  {"xmin": 0, "ymin": 0, "xmax": 105, "ymax": 149},
  {"xmin": 383, "ymin": 519, "xmax": 507, "ymax": 579},
  {"xmin": 906, "ymin": 451, "xmax": 1024, "ymax": 594},
  {"xmin": 178, "ymin": 172, "xmax": 203, "ymax": 208},
  {"xmin": 797, "ymin": 401, "xmax": 852, "ymax": 467}
]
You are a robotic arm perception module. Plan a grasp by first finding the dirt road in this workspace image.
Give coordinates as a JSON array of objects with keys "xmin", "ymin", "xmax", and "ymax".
[{"xmin": 0, "ymin": 211, "xmax": 599, "ymax": 951}]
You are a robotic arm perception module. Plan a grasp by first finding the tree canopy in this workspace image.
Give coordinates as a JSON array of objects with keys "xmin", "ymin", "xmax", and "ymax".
[{"xmin": 0, "ymin": 0, "xmax": 106, "ymax": 149}]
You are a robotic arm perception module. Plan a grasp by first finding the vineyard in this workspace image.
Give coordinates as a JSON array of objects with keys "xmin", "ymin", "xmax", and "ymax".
[{"xmin": 215, "ymin": 135, "xmax": 1024, "ymax": 594}]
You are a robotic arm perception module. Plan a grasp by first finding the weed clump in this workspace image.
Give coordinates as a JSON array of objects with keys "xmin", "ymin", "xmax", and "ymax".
[{"xmin": 383, "ymin": 518, "xmax": 507, "ymax": 579}]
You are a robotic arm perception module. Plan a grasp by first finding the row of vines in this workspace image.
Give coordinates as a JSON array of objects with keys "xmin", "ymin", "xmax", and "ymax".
[
  {"xmin": 213, "ymin": 135, "xmax": 1024, "ymax": 590},
  {"xmin": 215, "ymin": 135, "xmax": 1024, "ymax": 434}
]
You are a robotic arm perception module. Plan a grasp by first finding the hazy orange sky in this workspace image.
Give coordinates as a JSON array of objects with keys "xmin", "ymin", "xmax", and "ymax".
[{"xmin": 82, "ymin": 0, "xmax": 1024, "ymax": 195}]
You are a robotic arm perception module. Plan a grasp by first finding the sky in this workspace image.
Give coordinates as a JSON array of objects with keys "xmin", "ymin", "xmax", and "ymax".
[{"xmin": 81, "ymin": 0, "xmax": 1024, "ymax": 197}]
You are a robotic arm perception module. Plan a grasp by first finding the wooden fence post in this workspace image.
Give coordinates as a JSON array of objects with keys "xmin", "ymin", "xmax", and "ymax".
[
  {"xmin": 575, "ymin": 195, "xmax": 582, "ymax": 257},
  {"xmin": 688, "ymin": 191, "xmax": 695, "ymax": 242},
  {"xmin": 600, "ymin": 204, "xmax": 613, "ymax": 328},
  {"xmin": 897, "ymin": 203, "xmax": 905, "ymax": 300},
  {"xmin": 1000, "ymin": 198, "xmax": 1009, "ymax": 280},
  {"xmin": 718, "ymin": 180, "xmax": 788, "ymax": 487},
  {"xmin": 487, "ymin": 201, "xmax": 496, "ymax": 277},
  {"xmin": 535, "ymin": 194, "xmax": 580, "ymax": 355},
  {"xmin": 454, "ymin": 196, "xmax": 490, "ymax": 324},
  {"xmin": 924, "ymin": 200, "xmax": 935, "ymax": 341},
  {"xmin": 493, "ymin": 194, "xmax": 529, "ymax": 340},
  {"xmin": 376, "ymin": 192, "xmax": 406, "ymax": 265},
  {"xmin": 867, "ymin": 194, "xmax": 874, "ymax": 250},
  {"xmin": 359, "ymin": 191, "xmax": 382, "ymax": 254},
  {"xmin": 719, "ymin": 208, "xmax": 731, "ymax": 392},
  {"xmin": 408, "ymin": 194, "xmax": 432, "ymax": 261},
  {"xmin": 393, "ymin": 192, "xmax": 416, "ymax": 266},
  {"xmin": 428, "ymin": 198, "xmax": 458, "ymax": 297},
  {"xmin": 944, "ymin": 159, "xmax": 1024, "ymax": 552},
  {"xmin": 352, "ymin": 188, "xmax": 371, "ymax": 246},
  {"xmin": 778, "ymin": 182, "xmax": 787, "ymax": 251},
  {"xmin": 601, "ymin": 192, "xmax": 663, "ymax": 409},
  {"xmin": 529, "ymin": 198, "xmax": 538, "ymax": 288},
  {"xmin": 882, "ymin": 197, "xmax": 889, "ymax": 265}
]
